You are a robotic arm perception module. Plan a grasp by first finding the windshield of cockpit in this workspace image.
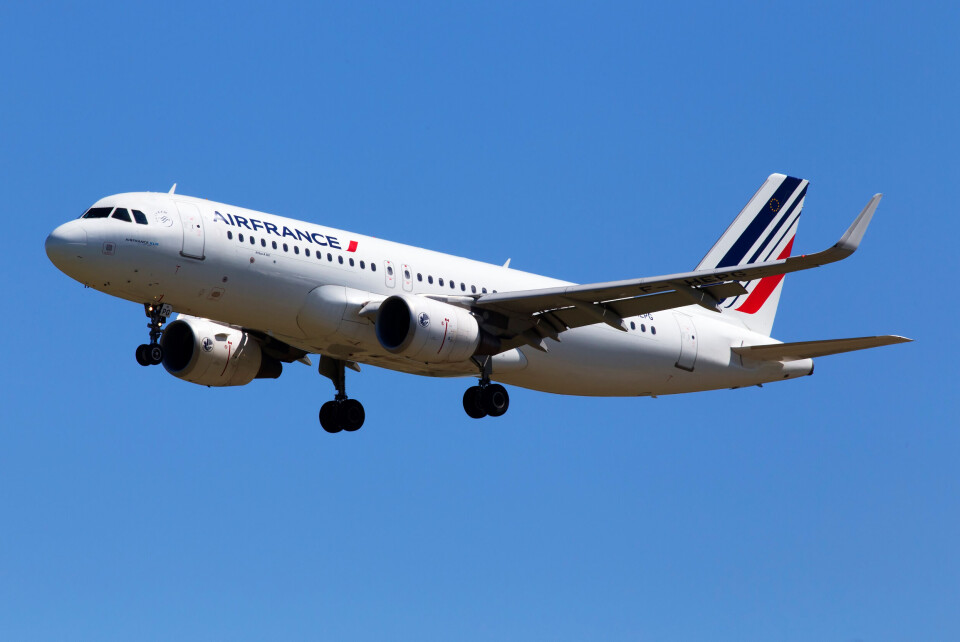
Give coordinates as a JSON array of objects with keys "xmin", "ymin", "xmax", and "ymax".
[{"xmin": 80, "ymin": 207, "xmax": 149, "ymax": 225}]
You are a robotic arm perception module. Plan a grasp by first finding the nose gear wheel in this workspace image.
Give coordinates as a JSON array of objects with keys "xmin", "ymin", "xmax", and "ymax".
[{"xmin": 136, "ymin": 303, "xmax": 172, "ymax": 366}]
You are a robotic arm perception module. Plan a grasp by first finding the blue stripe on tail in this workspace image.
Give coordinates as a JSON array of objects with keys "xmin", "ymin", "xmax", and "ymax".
[{"xmin": 716, "ymin": 176, "xmax": 803, "ymax": 268}]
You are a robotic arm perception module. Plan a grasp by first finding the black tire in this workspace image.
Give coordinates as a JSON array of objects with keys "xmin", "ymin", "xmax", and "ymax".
[
  {"xmin": 135, "ymin": 344, "xmax": 151, "ymax": 366},
  {"xmin": 319, "ymin": 401, "xmax": 342, "ymax": 433},
  {"xmin": 482, "ymin": 384, "xmax": 510, "ymax": 417},
  {"xmin": 148, "ymin": 344, "xmax": 163, "ymax": 365},
  {"xmin": 339, "ymin": 399, "xmax": 365, "ymax": 432},
  {"xmin": 463, "ymin": 386, "xmax": 487, "ymax": 419}
]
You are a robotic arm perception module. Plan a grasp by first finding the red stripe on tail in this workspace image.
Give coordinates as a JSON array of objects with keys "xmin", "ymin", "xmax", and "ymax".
[{"xmin": 735, "ymin": 236, "xmax": 795, "ymax": 314}]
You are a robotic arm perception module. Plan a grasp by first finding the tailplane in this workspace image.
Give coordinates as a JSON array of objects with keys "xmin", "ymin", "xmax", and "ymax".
[
  {"xmin": 697, "ymin": 173, "xmax": 808, "ymax": 335},
  {"xmin": 733, "ymin": 335, "xmax": 912, "ymax": 362}
]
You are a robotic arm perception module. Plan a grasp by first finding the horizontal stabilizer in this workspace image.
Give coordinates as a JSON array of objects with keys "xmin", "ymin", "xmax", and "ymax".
[{"xmin": 733, "ymin": 335, "xmax": 911, "ymax": 362}]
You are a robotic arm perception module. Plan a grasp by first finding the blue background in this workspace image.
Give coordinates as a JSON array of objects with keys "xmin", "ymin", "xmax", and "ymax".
[{"xmin": 1, "ymin": 2, "xmax": 956, "ymax": 639}]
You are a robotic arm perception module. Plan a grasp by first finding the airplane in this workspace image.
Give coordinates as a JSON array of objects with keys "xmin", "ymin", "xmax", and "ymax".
[{"xmin": 45, "ymin": 174, "xmax": 909, "ymax": 433}]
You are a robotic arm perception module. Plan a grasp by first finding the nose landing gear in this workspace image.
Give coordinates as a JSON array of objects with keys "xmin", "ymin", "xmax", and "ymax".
[
  {"xmin": 318, "ymin": 356, "xmax": 366, "ymax": 433},
  {"xmin": 463, "ymin": 356, "xmax": 510, "ymax": 419},
  {"xmin": 136, "ymin": 303, "xmax": 172, "ymax": 366}
]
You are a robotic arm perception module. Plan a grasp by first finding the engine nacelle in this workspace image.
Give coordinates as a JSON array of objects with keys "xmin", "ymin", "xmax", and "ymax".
[
  {"xmin": 160, "ymin": 316, "xmax": 282, "ymax": 387},
  {"xmin": 375, "ymin": 295, "xmax": 499, "ymax": 363}
]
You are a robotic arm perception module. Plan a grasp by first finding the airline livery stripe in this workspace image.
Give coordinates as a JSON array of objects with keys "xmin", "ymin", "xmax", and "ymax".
[
  {"xmin": 716, "ymin": 176, "xmax": 804, "ymax": 268},
  {"xmin": 735, "ymin": 236, "xmax": 796, "ymax": 313},
  {"xmin": 746, "ymin": 185, "xmax": 806, "ymax": 265}
]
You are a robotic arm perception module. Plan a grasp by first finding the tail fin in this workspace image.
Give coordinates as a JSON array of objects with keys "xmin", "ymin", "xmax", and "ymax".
[{"xmin": 697, "ymin": 173, "xmax": 809, "ymax": 336}]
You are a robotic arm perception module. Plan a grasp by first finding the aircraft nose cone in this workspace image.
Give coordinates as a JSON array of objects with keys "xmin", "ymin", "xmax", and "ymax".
[{"xmin": 45, "ymin": 223, "xmax": 88, "ymax": 268}]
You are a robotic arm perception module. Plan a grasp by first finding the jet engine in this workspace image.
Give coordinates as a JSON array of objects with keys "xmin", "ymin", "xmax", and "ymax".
[
  {"xmin": 375, "ymin": 295, "xmax": 500, "ymax": 363},
  {"xmin": 160, "ymin": 316, "xmax": 282, "ymax": 386}
]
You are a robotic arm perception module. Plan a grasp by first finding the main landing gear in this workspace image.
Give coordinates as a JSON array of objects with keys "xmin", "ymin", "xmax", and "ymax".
[
  {"xmin": 462, "ymin": 356, "xmax": 510, "ymax": 419},
  {"xmin": 318, "ymin": 356, "xmax": 365, "ymax": 433},
  {"xmin": 135, "ymin": 303, "xmax": 172, "ymax": 367}
]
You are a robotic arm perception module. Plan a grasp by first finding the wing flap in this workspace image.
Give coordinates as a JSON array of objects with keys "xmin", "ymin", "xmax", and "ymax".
[
  {"xmin": 547, "ymin": 282, "xmax": 747, "ymax": 331},
  {"xmin": 733, "ymin": 335, "xmax": 911, "ymax": 362}
]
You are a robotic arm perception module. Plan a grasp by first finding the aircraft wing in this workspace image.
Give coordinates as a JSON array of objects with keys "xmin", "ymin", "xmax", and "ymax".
[{"xmin": 468, "ymin": 194, "xmax": 881, "ymax": 341}]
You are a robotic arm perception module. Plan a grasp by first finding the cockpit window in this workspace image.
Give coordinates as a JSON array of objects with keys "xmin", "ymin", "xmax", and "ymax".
[
  {"xmin": 132, "ymin": 210, "xmax": 148, "ymax": 225},
  {"xmin": 82, "ymin": 207, "xmax": 113, "ymax": 219},
  {"xmin": 111, "ymin": 208, "xmax": 132, "ymax": 222}
]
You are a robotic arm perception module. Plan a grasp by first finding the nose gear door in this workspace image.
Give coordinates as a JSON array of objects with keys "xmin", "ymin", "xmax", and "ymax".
[{"xmin": 176, "ymin": 201, "xmax": 206, "ymax": 260}]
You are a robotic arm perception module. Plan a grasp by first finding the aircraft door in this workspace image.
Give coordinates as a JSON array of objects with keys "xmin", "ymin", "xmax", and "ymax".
[
  {"xmin": 176, "ymin": 201, "xmax": 205, "ymax": 260},
  {"xmin": 383, "ymin": 260, "xmax": 396, "ymax": 288},
  {"xmin": 673, "ymin": 312, "xmax": 698, "ymax": 371},
  {"xmin": 401, "ymin": 263, "xmax": 413, "ymax": 291}
]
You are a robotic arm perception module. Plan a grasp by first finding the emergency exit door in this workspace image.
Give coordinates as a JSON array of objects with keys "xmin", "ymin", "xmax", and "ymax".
[{"xmin": 673, "ymin": 313, "xmax": 698, "ymax": 371}]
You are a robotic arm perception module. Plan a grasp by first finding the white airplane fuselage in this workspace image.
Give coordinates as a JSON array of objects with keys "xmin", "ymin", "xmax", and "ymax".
[{"xmin": 46, "ymin": 190, "xmax": 811, "ymax": 398}]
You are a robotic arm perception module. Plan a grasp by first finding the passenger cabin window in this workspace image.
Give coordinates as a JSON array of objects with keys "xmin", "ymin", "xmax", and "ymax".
[
  {"xmin": 371, "ymin": 263, "xmax": 376, "ymax": 272},
  {"xmin": 132, "ymin": 210, "xmax": 148, "ymax": 225},
  {"xmin": 82, "ymin": 207, "xmax": 112, "ymax": 219},
  {"xmin": 111, "ymin": 208, "xmax": 131, "ymax": 222}
]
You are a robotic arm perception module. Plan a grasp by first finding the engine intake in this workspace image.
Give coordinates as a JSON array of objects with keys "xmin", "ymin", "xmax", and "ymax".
[
  {"xmin": 160, "ymin": 316, "xmax": 281, "ymax": 386},
  {"xmin": 375, "ymin": 295, "xmax": 499, "ymax": 363}
]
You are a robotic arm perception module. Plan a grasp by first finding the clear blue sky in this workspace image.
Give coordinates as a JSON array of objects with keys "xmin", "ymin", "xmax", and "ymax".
[{"xmin": 2, "ymin": 2, "xmax": 956, "ymax": 639}]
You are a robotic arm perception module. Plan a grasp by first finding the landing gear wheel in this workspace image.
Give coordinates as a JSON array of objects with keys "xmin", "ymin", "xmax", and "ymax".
[
  {"xmin": 463, "ymin": 386, "xmax": 487, "ymax": 419},
  {"xmin": 319, "ymin": 401, "xmax": 342, "ymax": 433},
  {"xmin": 482, "ymin": 384, "xmax": 510, "ymax": 417},
  {"xmin": 339, "ymin": 399, "xmax": 365, "ymax": 432},
  {"xmin": 138, "ymin": 303, "xmax": 172, "ymax": 368}
]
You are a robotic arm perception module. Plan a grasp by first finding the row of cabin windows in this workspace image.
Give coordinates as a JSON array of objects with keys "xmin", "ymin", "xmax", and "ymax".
[
  {"xmin": 226, "ymin": 230, "xmax": 497, "ymax": 294},
  {"xmin": 414, "ymin": 272, "xmax": 492, "ymax": 294},
  {"xmin": 228, "ymin": 230, "xmax": 374, "ymax": 268},
  {"xmin": 82, "ymin": 207, "xmax": 148, "ymax": 225},
  {"xmin": 628, "ymin": 320, "xmax": 657, "ymax": 335}
]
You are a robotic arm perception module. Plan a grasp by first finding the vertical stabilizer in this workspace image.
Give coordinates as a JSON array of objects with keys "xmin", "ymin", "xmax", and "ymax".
[{"xmin": 697, "ymin": 173, "xmax": 808, "ymax": 336}]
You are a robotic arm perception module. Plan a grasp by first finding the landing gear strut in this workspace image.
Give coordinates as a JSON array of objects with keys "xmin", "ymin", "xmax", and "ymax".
[
  {"xmin": 463, "ymin": 356, "xmax": 510, "ymax": 419},
  {"xmin": 318, "ymin": 356, "xmax": 365, "ymax": 433},
  {"xmin": 136, "ymin": 303, "xmax": 172, "ymax": 366}
]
